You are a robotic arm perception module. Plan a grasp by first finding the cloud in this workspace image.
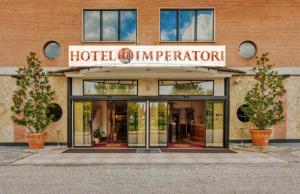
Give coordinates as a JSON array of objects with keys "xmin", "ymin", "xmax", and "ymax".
[
  {"xmin": 180, "ymin": 12, "xmax": 214, "ymax": 41},
  {"xmin": 123, "ymin": 29, "xmax": 136, "ymax": 41},
  {"xmin": 161, "ymin": 29, "xmax": 176, "ymax": 41},
  {"xmin": 179, "ymin": 17, "xmax": 195, "ymax": 41},
  {"xmin": 102, "ymin": 11, "xmax": 118, "ymax": 40},
  {"xmin": 197, "ymin": 13, "xmax": 213, "ymax": 41},
  {"xmin": 102, "ymin": 26, "xmax": 118, "ymax": 41},
  {"xmin": 84, "ymin": 11, "xmax": 100, "ymax": 41},
  {"xmin": 121, "ymin": 11, "xmax": 136, "ymax": 23}
]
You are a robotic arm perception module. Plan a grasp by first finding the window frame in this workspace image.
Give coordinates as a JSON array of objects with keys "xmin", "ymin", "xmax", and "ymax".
[
  {"xmin": 83, "ymin": 79, "xmax": 139, "ymax": 96},
  {"xmin": 82, "ymin": 9, "xmax": 138, "ymax": 43},
  {"xmin": 158, "ymin": 80, "xmax": 215, "ymax": 96},
  {"xmin": 159, "ymin": 8, "xmax": 215, "ymax": 43}
]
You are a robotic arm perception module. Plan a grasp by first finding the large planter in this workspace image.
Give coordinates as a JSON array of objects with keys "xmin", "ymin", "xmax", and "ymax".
[
  {"xmin": 26, "ymin": 132, "xmax": 46, "ymax": 149},
  {"xmin": 249, "ymin": 129, "xmax": 272, "ymax": 146},
  {"xmin": 94, "ymin": 137, "xmax": 100, "ymax": 144}
]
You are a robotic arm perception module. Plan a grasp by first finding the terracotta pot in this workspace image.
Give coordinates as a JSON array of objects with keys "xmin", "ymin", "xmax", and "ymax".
[
  {"xmin": 26, "ymin": 132, "xmax": 46, "ymax": 149},
  {"xmin": 94, "ymin": 137, "xmax": 100, "ymax": 144},
  {"xmin": 249, "ymin": 129, "xmax": 272, "ymax": 146}
]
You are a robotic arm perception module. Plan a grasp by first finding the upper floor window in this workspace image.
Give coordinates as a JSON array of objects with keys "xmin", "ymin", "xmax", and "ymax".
[
  {"xmin": 160, "ymin": 9, "xmax": 214, "ymax": 42},
  {"xmin": 83, "ymin": 10, "xmax": 137, "ymax": 42}
]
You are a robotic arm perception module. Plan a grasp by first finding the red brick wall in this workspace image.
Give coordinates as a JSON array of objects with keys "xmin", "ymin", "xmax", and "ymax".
[
  {"xmin": 14, "ymin": 124, "xmax": 26, "ymax": 142},
  {"xmin": 0, "ymin": 0, "xmax": 299, "ymax": 67}
]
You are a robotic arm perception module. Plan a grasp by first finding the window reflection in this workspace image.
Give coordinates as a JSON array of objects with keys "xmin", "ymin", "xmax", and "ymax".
[
  {"xmin": 197, "ymin": 10, "xmax": 214, "ymax": 41},
  {"xmin": 159, "ymin": 80, "xmax": 214, "ymax": 95},
  {"xmin": 179, "ymin": 10, "xmax": 195, "ymax": 41},
  {"xmin": 84, "ymin": 11, "xmax": 101, "ymax": 41},
  {"xmin": 120, "ymin": 11, "xmax": 137, "ymax": 41},
  {"xmin": 103, "ymin": 11, "xmax": 118, "ymax": 41},
  {"xmin": 83, "ymin": 10, "xmax": 137, "ymax": 41},
  {"xmin": 205, "ymin": 102, "xmax": 224, "ymax": 147},
  {"xmin": 160, "ymin": 9, "xmax": 214, "ymax": 42},
  {"xmin": 160, "ymin": 10, "xmax": 177, "ymax": 41},
  {"xmin": 84, "ymin": 80, "xmax": 138, "ymax": 95}
]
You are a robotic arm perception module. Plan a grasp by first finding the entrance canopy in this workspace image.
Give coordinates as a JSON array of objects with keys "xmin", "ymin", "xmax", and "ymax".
[{"xmin": 51, "ymin": 66, "xmax": 245, "ymax": 79}]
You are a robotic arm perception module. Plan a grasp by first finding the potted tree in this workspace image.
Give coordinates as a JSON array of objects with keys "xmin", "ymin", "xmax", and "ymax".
[
  {"xmin": 11, "ymin": 52, "xmax": 55, "ymax": 149},
  {"xmin": 93, "ymin": 127, "xmax": 105, "ymax": 144},
  {"xmin": 243, "ymin": 53, "xmax": 285, "ymax": 146},
  {"xmin": 93, "ymin": 127, "xmax": 101, "ymax": 144}
]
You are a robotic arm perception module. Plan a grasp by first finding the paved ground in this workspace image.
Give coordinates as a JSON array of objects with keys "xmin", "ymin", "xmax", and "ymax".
[
  {"xmin": 0, "ymin": 146, "xmax": 33, "ymax": 165},
  {"xmin": 1, "ymin": 163, "xmax": 300, "ymax": 194},
  {"xmin": 0, "ymin": 143, "xmax": 300, "ymax": 194},
  {"xmin": 11, "ymin": 149, "xmax": 285, "ymax": 165}
]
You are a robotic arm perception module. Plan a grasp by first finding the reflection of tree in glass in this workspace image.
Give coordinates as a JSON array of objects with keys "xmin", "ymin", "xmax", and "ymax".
[
  {"xmin": 94, "ymin": 82, "xmax": 135, "ymax": 95},
  {"xmin": 158, "ymin": 103, "xmax": 167, "ymax": 130},
  {"xmin": 128, "ymin": 103, "xmax": 138, "ymax": 131},
  {"xmin": 171, "ymin": 82, "xmax": 204, "ymax": 95},
  {"xmin": 83, "ymin": 103, "xmax": 91, "ymax": 135}
]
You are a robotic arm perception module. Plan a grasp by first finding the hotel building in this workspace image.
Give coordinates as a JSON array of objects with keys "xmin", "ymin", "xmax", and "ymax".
[{"xmin": 0, "ymin": 0, "xmax": 299, "ymax": 149}]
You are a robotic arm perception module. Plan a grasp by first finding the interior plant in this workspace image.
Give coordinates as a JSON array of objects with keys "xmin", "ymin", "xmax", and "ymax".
[
  {"xmin": 93, "ymin": 127, "xmax": 101, "ymax": 144},
  {"xmin": 11, "ymin": 52, "xmax": 55, "ymax": 149},
  {"xmin": 93, "ymin": 127, "xmax": 105, "ymax": 144},
  {"xmin": 243, "ymin": 53, "xmax": 285, "ymax": 146}
]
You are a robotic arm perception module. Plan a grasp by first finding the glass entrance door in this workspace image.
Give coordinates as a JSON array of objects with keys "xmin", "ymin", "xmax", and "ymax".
[
  {"xmin": 205, "ymin": 102, "xmax": 224, "ymax": 147},
  {"xmin": 73, "ymin": 101, "xmax": 92, "ymax": 147},
  {"xmin": 149, "ymin": 101, "xmax": 168, "ymax": 147},
  {"xmin": 127, "ymin": 101, "xmax": 146, "ymax": 147}
]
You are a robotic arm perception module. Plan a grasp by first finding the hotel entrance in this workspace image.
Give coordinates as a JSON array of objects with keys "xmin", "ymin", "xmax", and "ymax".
[
  {"xmin": 72, "ymin": 100, "xmax": 224, "ymax": 148},
  {"xmin": 67, "ymin": 72, "xmax": 232, "ymax": 149}
]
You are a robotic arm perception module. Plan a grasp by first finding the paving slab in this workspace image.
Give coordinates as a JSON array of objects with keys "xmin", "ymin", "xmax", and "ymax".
[
  {"xmin": 11, "ymin": 147, "xmax": 285, "ymax": 165},
  {"xmin": 0, "ymin": 146, "xmax": 33, "ymax": 165}
]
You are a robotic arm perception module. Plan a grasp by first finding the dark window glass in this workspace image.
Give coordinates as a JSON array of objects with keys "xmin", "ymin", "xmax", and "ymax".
[
  {"xmin": 160, "ymin": 9, "xmax": 214, "ymax": 42},
  {"xmin": 160, "ymin": 10, "xmax": 177, "ymax": 41},
  {"xmin": 83, "ymin": 10, "xmax": 137, "ymax": 42},
  {"xmin": 237, "ymin": 104, "xmax": 250, "ymax": 122},
  {"xmin": 46, "ymin": 103, "xmax": 63, "ymax": 122},
  {"xmin": 84, "ymin": 11, "xmax": 101, "ymax": 41},
  {"xmin": 120, "ymin": 11, "xmax": 137, "ymax": 41},
  {"xmin": 84, "ymin": 80, "xmax": 138, "ymax": 95},
  {"xmin": 159, "ymin": 80, "xmax": 214, "ymax": 95}
]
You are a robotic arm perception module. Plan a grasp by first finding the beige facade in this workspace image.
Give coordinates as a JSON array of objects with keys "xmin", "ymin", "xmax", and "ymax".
[
  {"xmin": 230, "ymin": 75, "xmax": 300, "ymax": 141},
  {"xmin": 0, "ymin": 76, "xmax": 67, "ymax": 143}
]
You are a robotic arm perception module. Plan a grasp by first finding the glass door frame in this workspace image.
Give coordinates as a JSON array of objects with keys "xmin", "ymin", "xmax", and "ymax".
[
  {"xmin": 148, "ymin": 100, "xmax": 169, "ymax": 148},
  {"xmin": 70, "ymin": 98, "xmax": 228, "ymax": 148},
  {"xmin": 204, "ymin": 100, "xmax": 226, "ymax": 148},
  {"xmin": 72, "ymin": 100, "xmax": 93, "ymax": 148},
  {"xmin": 127, "ymin": 100, "xmax": 147, "ymax": 148}
]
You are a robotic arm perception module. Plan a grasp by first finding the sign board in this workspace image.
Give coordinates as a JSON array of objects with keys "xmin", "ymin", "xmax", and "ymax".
[{"xmin": 69, "ymin": 45, "xmax": 225, "ymax": 67}]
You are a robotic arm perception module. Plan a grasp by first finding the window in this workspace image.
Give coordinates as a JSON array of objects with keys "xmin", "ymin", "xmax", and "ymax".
[
  {"xmin": 158, "ymin": 80, "xmax": 214, "ymax": 95},
  {"xmin": 239, "ymin": 41, "xmax": 257, "ymax": 59},
  {"xmin": 44, "ymin": 41, "xmax": 61, "ymax": 59},
  {"xmin": 83, "ymin": 80, "xmax": 138, "ymax": 95},
  {"xmin": 83, "ymin": 10, "xmax": 137, "ymax": 42},
  {"xmin": 46, "ymin": 103, "xmax": 63, "ymax": 122},
  {"xmin": 160, "ymin": 9, "xmax": 214, "ymax": 42}
]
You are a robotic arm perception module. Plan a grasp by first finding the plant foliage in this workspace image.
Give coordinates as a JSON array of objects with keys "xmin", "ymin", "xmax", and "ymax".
[
  {"xmin": 11, "ymin": 52, "xmax": 55, "ymax": 133},
  {"xmin": 243, "ymin": 53, "xmax": 285, "ymax": 130}
]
